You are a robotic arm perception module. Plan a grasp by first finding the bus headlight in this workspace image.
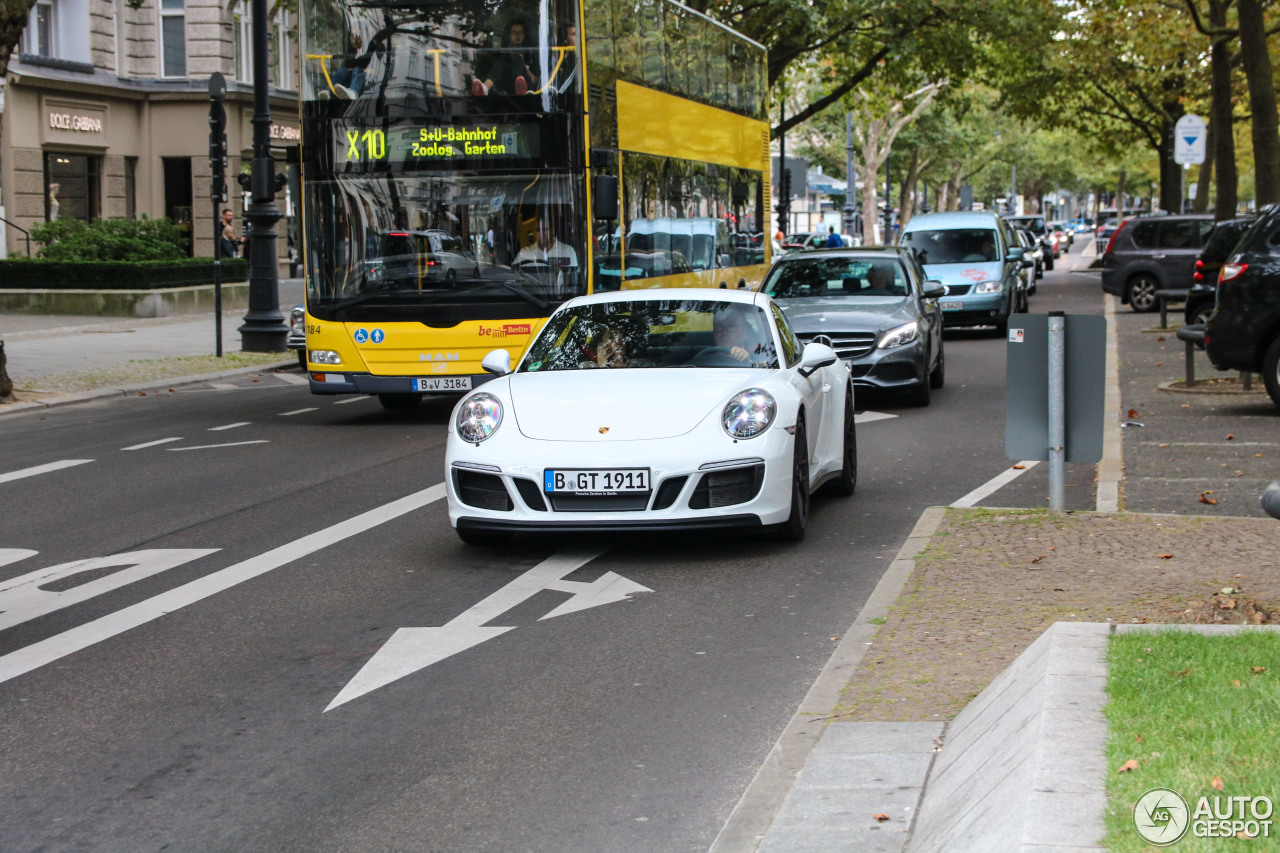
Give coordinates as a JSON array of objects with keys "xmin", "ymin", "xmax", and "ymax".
[
  {"xmin": 722, "ymin": 388, "xmax": 776, "ymax": 439},
  {"xmin": 457, "ymin": 393, "xmax": 503, "ymax": 443},
  {"xmin": 974, "ymin": 280, "xmax": 1003, "ymax": 294},
  {"xmin": 310, "ymin": 350, "xmax": 342, "ymax": 365}
]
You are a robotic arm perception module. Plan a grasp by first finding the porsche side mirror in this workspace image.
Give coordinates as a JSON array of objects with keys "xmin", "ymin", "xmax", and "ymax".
[
  {"xmin": 798, "ymin": 342, "xmax": 838, "ymax": 378},
  {"xmin": 481, "ymin": 349, "xmax": 512, "ymax": 375}
]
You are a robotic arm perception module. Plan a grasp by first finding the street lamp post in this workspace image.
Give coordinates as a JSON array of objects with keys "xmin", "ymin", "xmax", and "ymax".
[{"xmin": 237, "ymin": 0, "xmax": 288, "ymax": 352}]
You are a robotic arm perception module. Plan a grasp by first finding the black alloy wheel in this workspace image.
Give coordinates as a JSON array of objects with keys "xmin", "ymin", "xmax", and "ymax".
[
  {"xmin": 929, "ymin": 341, "xmax": 946, "ymax": 389},
  {"xmin": 1263, "ymin": 336, "xmax": 1280, "ymax": 411},
  {"xmin": 778, "ymin": 418, "xmax": 810, "ymax": 541},
  {"xmin": 1126, "ymin": 274, "xmax": 1160, "ymax": 312},
  {"xmin": 823, "ymin": 387, "xmax": 858, "ymax": 496}
]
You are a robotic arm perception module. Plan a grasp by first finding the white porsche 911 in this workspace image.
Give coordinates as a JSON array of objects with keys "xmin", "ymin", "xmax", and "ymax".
[{"xmin": 444, "ymin": 288, "xmax": 856, "ymax": 544}]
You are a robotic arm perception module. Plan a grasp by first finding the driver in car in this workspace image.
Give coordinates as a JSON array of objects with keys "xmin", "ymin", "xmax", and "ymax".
[
  {"xmin": 712, "ymin": 309, "xmax": 756, "ymax": 363},
  {"xmin": 514, "ymin": 220, "xmax": 579, "ymax": 268}
]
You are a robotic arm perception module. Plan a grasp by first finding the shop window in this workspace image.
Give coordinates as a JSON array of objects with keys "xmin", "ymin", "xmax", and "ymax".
[
  {"xmin": 275, "ymin": 10, "xmax": 294, "ymax": 90},
  {"xmin": 159, "ymin": 0, "xmax": 186, "ymax": 78},
  {"xmin": 163, "ymin": 157, "xmax": 194, "ymax": 255},
  {"xmin": 45, "ymin": 152, "xmax": 101, "ymax": 222}
]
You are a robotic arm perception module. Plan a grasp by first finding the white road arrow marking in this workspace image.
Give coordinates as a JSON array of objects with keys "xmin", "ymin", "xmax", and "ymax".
[
  {"xmin": 0, "ymin": 549, "xmax": 220, "ymax": 631},
  {"xmin": 0, "ymin": 549, "xmax": 38, "ymax": 569},
  {"xmin": 326, "ymin": 546, "xmax": 649, "ymax": 711}
]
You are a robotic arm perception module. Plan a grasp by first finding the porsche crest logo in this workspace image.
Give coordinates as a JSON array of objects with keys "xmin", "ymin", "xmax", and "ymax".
[{"xmin": 599, "ymin": 427, "xmax": 610, "ymax": 434}]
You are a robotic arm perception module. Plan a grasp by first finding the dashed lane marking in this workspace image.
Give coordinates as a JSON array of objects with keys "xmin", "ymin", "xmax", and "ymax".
[
  {"xmin": 280, "ymin": 408, "xmax": 318, "ymax": 416},
  {"xmin": 167, "ymin": 441, "xmax": 269, "ymax": 451},
  {"xmin": 334, "ymin": 397, "xmax": 368, "ymax": 405},
  {"xmin": 209, "ymin": 422, "xmax": 250, "ymax": 431},
  {"xmin": 122, "ymin": 438, "xmax": 183, "ymax": 451},
  {"xmin": 0, "ymin": 460, "xmax": 94, "ymax": 485}
]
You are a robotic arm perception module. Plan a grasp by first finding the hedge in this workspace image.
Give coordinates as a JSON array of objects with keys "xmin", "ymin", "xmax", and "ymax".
[{"xmin": 0, "ymin": 259, "xmax": 249, "ymax": 289}]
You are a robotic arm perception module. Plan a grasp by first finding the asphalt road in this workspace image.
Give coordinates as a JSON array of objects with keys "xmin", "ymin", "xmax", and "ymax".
[{"xmin": 0, "ymin": 243, "xmax": 1102, "ymax": 852}]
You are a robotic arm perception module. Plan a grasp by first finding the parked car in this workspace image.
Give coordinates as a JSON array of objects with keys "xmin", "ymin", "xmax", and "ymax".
[
  {"xmin": 446, "ymin": 288, "xmax": 855, "ymax": 543},
  {"xmin": 1005, "ymin": 215, "xmax": 1055, "ymax": 268},
  {"xmin": 1205, "ymin": 205, "xmax": 1280, "ymax": 409},
  {"xmin": 1185, "ymin": 217, "xmax": 1256, "ymax": 326},
  {"xmin": 899, "ymin": 210, "xmax": 1030, "ymax": 333},
  {"xmin": 782, "ymin": 232, "xmax": 828, "ymax": 252},
  {"xmin": 1015, "ymin": 226, "xmax": 1044, "ymax": 286},
  {"xmin": 762, "ymin": 247, "xmax": 945, "ymax": 406},
  {"xmin": 288, "ymin": 304, "xmax": 306, "ymax": 368},
  {"xmin": 1100, "ymin": 214, "xmax": 1214, "ymax": 311}
]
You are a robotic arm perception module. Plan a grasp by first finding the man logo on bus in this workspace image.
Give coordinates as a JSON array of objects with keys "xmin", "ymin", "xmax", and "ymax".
[{"xmin": 480, "ymin": 323, "xmax": 532, "ymax": 338}]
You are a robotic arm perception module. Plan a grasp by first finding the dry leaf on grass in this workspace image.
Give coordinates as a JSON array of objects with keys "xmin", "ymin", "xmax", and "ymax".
[
  {"xmin": 1233, "ymin": 680, "xmax": 1243, "ymax": 688},
  {"xmin": 1166, "ymin": 668, "xmax": 1191, "ymax": 678},
  {"xmin": 1252, "ymin": 667, "xmax": 1267, "ymax": 674},
  {"xmin": 1212, "ymin": 777, "xmax": 1224, "ymax": 790},
  {"xmin": 1117, "ymin": 759, "xmax": 1139, "ymax": 773}
]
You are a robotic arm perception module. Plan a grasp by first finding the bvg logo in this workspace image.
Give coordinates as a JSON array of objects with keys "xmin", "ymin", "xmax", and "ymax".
[{"xmin": 479, "ymin": 323, "xmax": 532, "ymax": 338}]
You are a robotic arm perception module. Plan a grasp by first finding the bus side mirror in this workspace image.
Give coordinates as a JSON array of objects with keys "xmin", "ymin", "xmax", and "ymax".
[{"xmin": 592, "ymin": 175, "xmax": 618, "ymax": 221}]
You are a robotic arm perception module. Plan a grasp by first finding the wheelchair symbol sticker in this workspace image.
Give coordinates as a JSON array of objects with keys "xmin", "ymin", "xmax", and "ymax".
[{"xmin": 354, "ymin": 328, "xmax": 369, "ymax": 344}]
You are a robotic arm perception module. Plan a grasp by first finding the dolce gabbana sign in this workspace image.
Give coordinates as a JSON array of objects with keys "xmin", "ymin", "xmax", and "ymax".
[{"xmin": 43, "ymin": 99, "xmax": 107, "ymax": 146}]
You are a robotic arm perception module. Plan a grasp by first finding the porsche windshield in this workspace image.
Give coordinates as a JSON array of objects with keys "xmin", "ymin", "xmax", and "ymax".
[{"xmin": 520, "ymin": 300, "xmax": 779, "ymax": 371}]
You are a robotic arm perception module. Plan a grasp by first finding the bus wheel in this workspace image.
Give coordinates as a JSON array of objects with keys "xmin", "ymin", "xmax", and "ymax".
[{"xmin": 378, "ymin": 393, "xmax": 423, "ymax": 411}]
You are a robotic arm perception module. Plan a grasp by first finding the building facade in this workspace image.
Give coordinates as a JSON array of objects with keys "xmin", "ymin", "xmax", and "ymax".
[{"xmin": 1, "ymin": 0, "xmax": 300, "ymax": 268}]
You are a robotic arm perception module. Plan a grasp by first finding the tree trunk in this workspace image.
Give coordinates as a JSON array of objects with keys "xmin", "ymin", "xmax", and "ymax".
[
  {"xmin": 898, "ymin": 148, "xmax": 920, "ymax": 229},
  {"xmin": 1209, "ymin": 6, "xmax": 1239, "ymax": 218},
  {"xmin": 1116, "ymin": 171, "xmax": 1127, "ymax": 217},
  {"xmin": 1158, "ymin": 106, "xmax": 1185, "ymax": 213},
  {"xmin": 0, "ymin": 340, "xmax": 14, "ymax": 401},
  {"xmin": 1237, "ymin": 0, "xmax": 1280, "ymax": 204},
  {"xmin": 935, "ymin": 180, "xmax": 951, "ymax": 214}
]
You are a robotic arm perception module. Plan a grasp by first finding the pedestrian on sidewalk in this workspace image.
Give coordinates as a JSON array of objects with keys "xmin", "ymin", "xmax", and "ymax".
[{"xmin": 220, "ymin": 209, "xmax": 241, "ymax": 259}]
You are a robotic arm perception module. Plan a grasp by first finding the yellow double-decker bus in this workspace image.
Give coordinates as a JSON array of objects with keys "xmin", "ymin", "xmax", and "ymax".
[{"xmin": 299, "ymin": 0, "xmax": 770, "ymax": 407}]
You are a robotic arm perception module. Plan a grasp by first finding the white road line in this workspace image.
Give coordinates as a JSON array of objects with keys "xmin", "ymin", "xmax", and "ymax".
[
  {"xmin": 168, "ymin": 440, "xmax": 269, "ymax": 451},
  {"xmin": 274, "ymin": 373, "xmax": 308, "ymax": 385},
  {"xmin": 951, "ymin": 461, "xmax": 1040, "ymax": 508},
  {"xmin": 122, "ymin": 437, "xmax": 183, "ymax": 451},
  {"xmin": 279, "ymin": 408, "xmax": 318, "ymax": 416},
  {"xmin": 0, "ymin": 483, "xmax": 448, "ymax": 686},
  {"xmin": 0, "ymin": 460, "xmax": 94, "ymax": 485},
  {"xmin": 334, "ymin": 397, "xmax": 368, "ymax": 405},
  {"xmin": 854, "ymin": 411, "xmax": 897, "ymax": 424},
  {"xmin": 209, "ymin": 422, "xmax": 250, "ymax": 431}
]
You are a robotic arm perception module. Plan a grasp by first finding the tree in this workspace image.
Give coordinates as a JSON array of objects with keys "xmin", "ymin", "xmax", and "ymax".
[
  {"xmin": 1184, "ymin": 0, "xmax": 1240, "ymax": 218},
  {"xmin": 1236, "ymin": 0, "xmax": 1280, "ymax": 204}
]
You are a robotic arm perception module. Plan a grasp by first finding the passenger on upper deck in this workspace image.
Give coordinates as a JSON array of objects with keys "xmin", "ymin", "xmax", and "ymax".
[{"xmin": 472, "ymin": 18, "xmax": 539, "ymax": 96}]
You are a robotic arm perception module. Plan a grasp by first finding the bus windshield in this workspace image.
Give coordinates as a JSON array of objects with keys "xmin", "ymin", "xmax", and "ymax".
[
  {"xmin": 305, "ymin": 171, "xmax": 586, "ymax": 320},
  {"xmin": 303, "ymin": 0, "xmax": 581, "ymax": 112}
]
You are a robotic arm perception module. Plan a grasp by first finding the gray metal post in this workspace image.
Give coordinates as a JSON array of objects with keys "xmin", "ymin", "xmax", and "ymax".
[
  {"xmin": 843, "ymin": 113, "xmax": 856, "ymax": 240},
  {"xmin": 1048, "ymin": 311, "xmax": 1066, "ymax": 512}
]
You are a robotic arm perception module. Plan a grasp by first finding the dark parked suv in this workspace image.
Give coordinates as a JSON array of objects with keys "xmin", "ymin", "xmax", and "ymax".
[
  {"xmin": 1184, "ymin": 217, "xmax": 1256, "ymax": 326},
  {"xmin": 1205, "ymin": 204, "xmax": 1280, "ymax": 409},
  {"xmin": 1101, "ymin": 214, "xmax": 1214, "ymax": 311}
]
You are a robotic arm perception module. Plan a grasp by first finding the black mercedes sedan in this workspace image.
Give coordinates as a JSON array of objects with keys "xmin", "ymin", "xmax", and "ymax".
[{"xmin": 762, "ymin": 247, "xmax": 946, "ymax": 406}]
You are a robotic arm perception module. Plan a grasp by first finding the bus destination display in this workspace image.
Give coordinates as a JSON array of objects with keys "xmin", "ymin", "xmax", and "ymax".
[{"xmin": 340, "ymin": 123, "xmax": 536, "ymax": 165}]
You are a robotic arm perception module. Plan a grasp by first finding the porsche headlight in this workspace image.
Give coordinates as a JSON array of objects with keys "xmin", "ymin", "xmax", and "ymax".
[
  {"xmin": 878, "ymin": 321, "xmax": 919, "ymax": 349},
  {"xmin": 974, "ymin": 280, "xmax": 1003, "ymax": 294},
  {"xmin": 456, "ymin": 393, "xmax": 503, "ymax": 443},
  {"xmin": 722, "ymin": 388, "xmax": 776, "ymax": 439}
]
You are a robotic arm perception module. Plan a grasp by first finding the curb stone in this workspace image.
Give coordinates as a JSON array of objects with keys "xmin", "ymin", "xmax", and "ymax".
[{"xmin": 0, "ymin": 359, "xmax": 297, "ymax": 418}]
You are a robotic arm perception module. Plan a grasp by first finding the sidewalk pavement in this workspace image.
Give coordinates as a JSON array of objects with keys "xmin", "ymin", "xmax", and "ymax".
[{"xmin": 2, "ymin": 263, "xmax": 1277, "ymax": 850}]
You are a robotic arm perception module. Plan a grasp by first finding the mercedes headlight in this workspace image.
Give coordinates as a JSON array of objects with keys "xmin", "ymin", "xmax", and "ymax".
[
  {"xmin": 722, "ymin": 388, "xmax": 776, "ymax": 439},
  {"xmin": 290, "ymin": 306, "xmax": 305, "ymax": 333},
  {"xmin": 974, "ymin": 280, "xmax": 1003, "ymax": 294},
  {"xmin": 878, "ymin": 322, "xmax": 919, "ymax": 349},
  {"xmin": 456, "ymin": 393, "xmax": 503, "ymax": 443}
]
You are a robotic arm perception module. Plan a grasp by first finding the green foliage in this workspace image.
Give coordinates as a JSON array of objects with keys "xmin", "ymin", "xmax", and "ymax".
[
  {"xmin": 0, "ymin": 259, "xmax": 249, "ymax": 289},
  {"xmin": 31, "ymin": 217, "xmax": 190, "ymax": 262}
]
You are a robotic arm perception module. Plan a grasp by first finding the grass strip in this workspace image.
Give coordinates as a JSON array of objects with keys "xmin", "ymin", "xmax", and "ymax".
[
  {"xmin": 1104, "ymin": 629, "xmax": 1280, "ymax": 851},
  {"xmin": 19, "ymin": 353, "xmax": 290, "ymax": 393}
]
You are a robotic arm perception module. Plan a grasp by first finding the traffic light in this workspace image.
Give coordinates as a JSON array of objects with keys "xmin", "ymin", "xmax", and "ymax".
[{"xmin": 208, "ymin": 73, "xmax": 228, "ymax": 203}]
